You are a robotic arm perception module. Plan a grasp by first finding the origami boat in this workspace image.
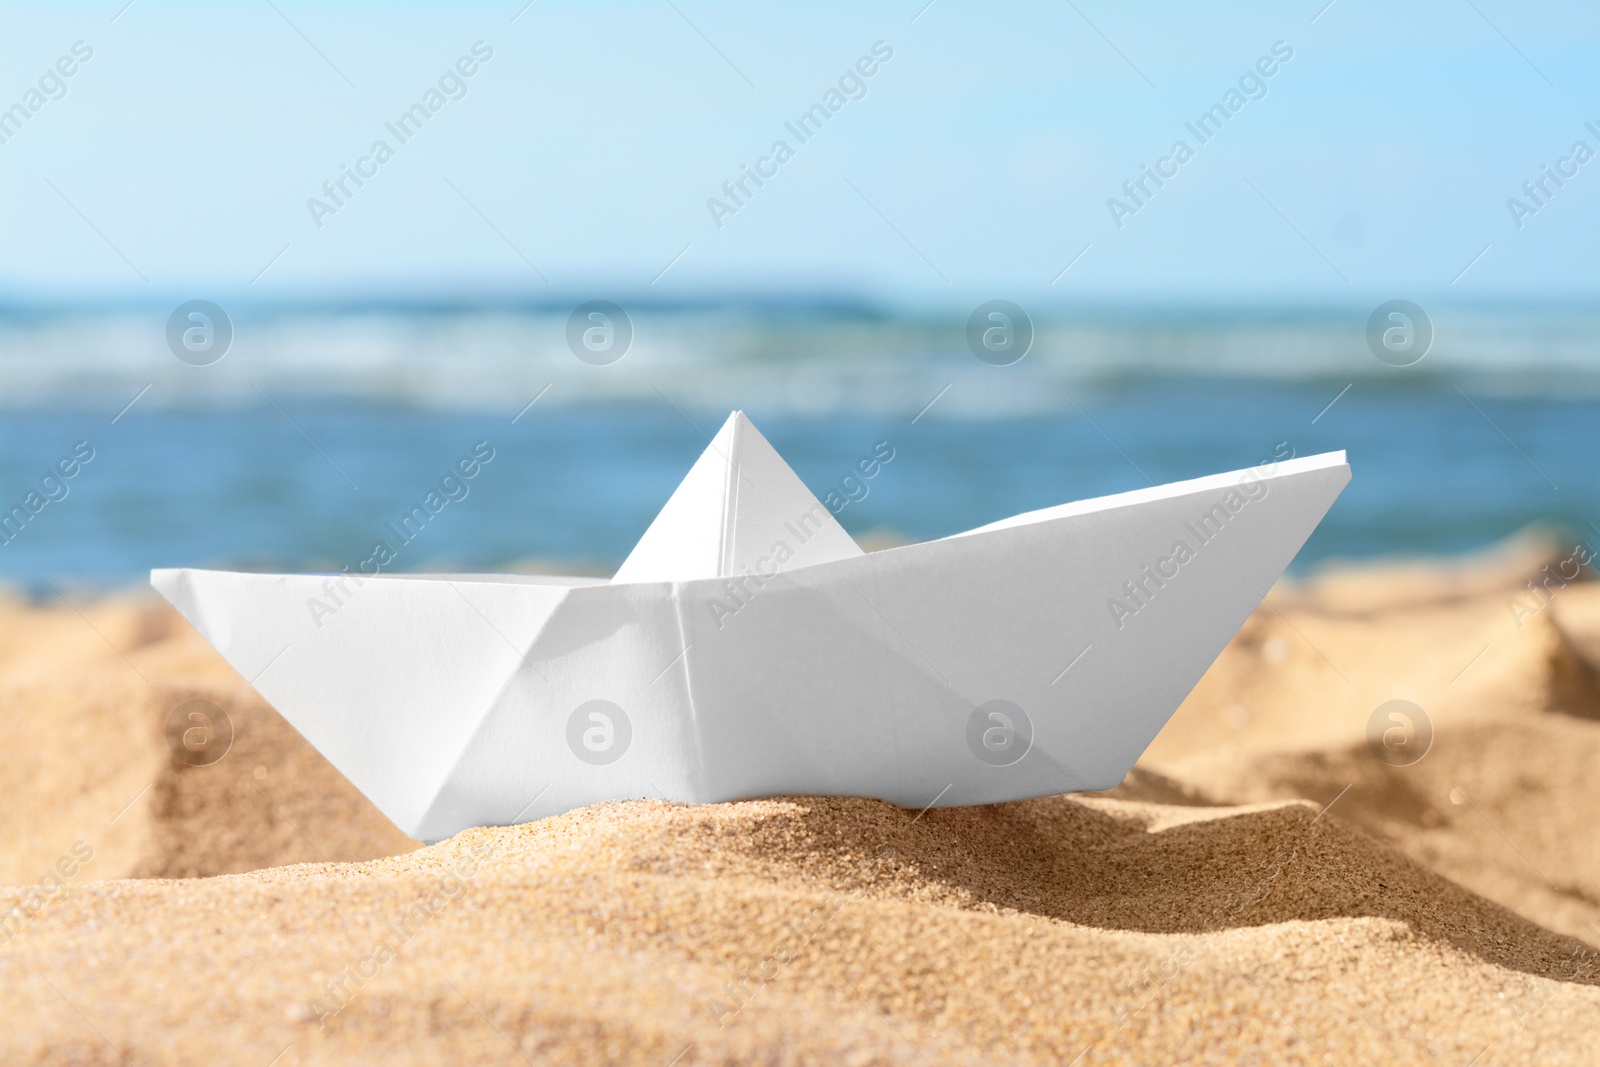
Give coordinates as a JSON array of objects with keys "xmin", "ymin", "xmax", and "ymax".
[{"xmin": 153, "ymin": 412, "xmax": 1349, "ymax": 841}]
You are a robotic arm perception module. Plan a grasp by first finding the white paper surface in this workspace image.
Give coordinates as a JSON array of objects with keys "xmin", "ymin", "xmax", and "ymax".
[
  {"xmin": 152, "ymin": 412, "xmax": 1351, "ymax": 841},
  {"xmin": 612, "ymin": 412, "xmax": 864, "ymax": 582}
]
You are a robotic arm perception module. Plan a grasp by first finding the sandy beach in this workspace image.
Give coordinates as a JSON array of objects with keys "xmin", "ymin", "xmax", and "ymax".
[{"xmin": 4, "ymin": 535, "xmax": 1599, "ymax": 1065}]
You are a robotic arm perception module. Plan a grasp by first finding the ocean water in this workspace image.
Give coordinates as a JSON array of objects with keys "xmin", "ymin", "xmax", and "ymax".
[{"xmin": 1, "ymin": 304, "xmax": 1596, "ymax": 585}]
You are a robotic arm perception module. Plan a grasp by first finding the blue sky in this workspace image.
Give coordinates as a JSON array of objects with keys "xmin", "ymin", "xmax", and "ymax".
[{"xmin": 0, "ymin": 0, "xmax": 1595, "ymax": 306}]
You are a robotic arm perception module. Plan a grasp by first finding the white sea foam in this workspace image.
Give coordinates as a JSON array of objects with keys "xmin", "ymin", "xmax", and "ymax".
[{"xmin": 1, "ymin": 304, "xmax": 1594, "ymax": 414}]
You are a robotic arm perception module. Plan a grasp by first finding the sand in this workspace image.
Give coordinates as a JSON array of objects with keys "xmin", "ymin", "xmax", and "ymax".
[{"xmin": 3, "ymin": 535, "xmax": 1599, "ymax": 1065}]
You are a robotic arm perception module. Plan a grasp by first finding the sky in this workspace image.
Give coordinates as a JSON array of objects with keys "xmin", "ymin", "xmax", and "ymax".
[{"xmin": 0, "ymin": 0, "xmax": 1595, "ymax": 307}]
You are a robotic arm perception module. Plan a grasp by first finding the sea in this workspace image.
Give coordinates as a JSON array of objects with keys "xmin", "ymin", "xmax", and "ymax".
[{"xmin": 1, "ymin": 299, "xmax": 1596, "ymax": 588}]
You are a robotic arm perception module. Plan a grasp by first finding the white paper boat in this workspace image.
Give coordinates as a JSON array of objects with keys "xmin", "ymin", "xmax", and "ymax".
[{"xmin": 153, "ymin": 412, "xmax": 1350, "ymax": 841}]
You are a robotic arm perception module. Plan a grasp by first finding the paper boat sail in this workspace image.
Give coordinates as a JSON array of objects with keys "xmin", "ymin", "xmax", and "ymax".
[{"xmin": 153, "ymin": 413, "xmax": 1350, "ymax": 841}]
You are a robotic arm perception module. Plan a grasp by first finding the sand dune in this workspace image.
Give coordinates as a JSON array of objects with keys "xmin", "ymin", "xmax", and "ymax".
[
  {"xmin": 3, "ymin": 536, "xmax": 1599, "ymax": 1064},
  {"xmin": 1147, "ymin": 536, "xmax": 1600, "ymax": 946}
]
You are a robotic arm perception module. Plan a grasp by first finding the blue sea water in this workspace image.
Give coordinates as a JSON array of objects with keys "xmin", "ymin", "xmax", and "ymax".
[{"xmin": 1, "ymin": 375, "xmax": 1595, "ymax": 586}]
